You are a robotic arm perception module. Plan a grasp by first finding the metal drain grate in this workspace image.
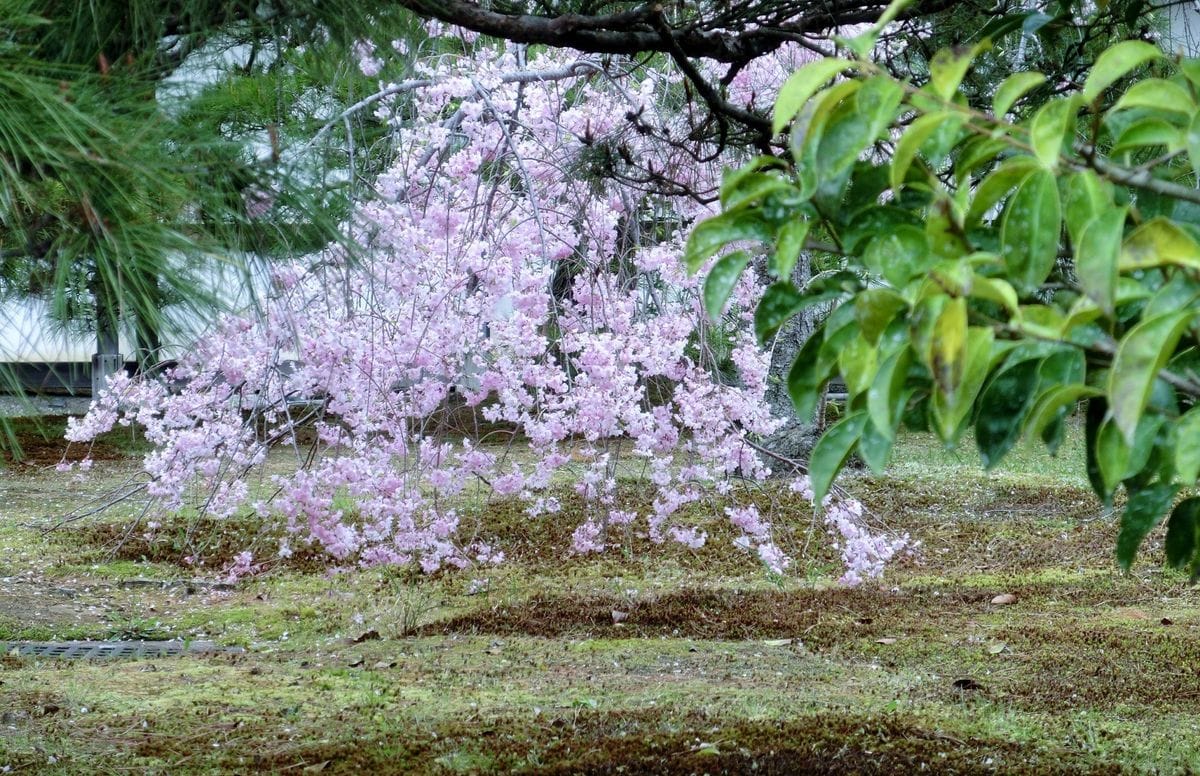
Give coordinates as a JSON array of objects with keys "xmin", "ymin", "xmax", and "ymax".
[{"xmin": 1, "ymin": 641, "xmax": 243, "ymax": 659}]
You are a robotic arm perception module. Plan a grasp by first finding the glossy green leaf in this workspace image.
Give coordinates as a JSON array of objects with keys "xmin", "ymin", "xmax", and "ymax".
[
  {"xmin": 839, "ymin": 333, "xmax": 880, "ymax": 397},
  {"xmin": 891, "ymin": 112, "xmax": 962, "ymax": 191},
  {"xmin": 855, "ymin": 288, "xmax": 908, "ymax": 344},
  {"xmin": 1109, "ymin": 310, "xmax": 1194, "ymax": 443},
  {"xmin": 1075, "ymin": 206, "xmax": 1126, "ymax": 317},
  {"xmin": 1175, "ymin": 406, "xmax": 1200, "ymax": 485},
  {"xmin": 1085, "ymin": 397, "xmax": 1110, "ymax": 502},
  {"xmin": 684, "ymin": 210, "xmax": 772, "ymax": 274},
  {"xmin": 1165, "ymin": 497, "xmax": 1200, "ymax": 569},
  {"xmin": 786, "ymin": 326, "xmax": 835, "ymax": 421},
  {"xmin": 976, "ymin": 355, "xmax": 1043, "ymax": 468},
  {"xmin": 771, "ymin": 218, "xmax": 809, "ymax": 281},
  {"xmin": 773, "ymin": 58, "xmax": 856, "ymax": 135},
  {"xmin": 993, "ymin": 71, "xmax": 1046, "ymax": 116},
  {"xmin": 954, "ymin": 136, "xmax": 1010, "ymax": 184},
  {"xmin": 1063, "ymin": 170, "xmax": 1114, "ymax": 245},
  {"xmin": 868, "ymin": 346, "xmax": 913, "ymax": 440},
  {"xmin": 1189, "ymin": 111, "xmax": 1200, "ymax": 180},
  {"xmin": 1082, "ymin": 40, "xmax": 1163, "ymax": 104},
  {"xmin": 720, "ymin": 172, "xmax": 795, "ymax": 212},
  {"xmin": 858, "ymin": 417, "xmax": 895, "ymax": 475},
  {"xmin": 1117, "ymin": 483, "xmax": 1179, "ymax": 571},
  {"xmin": 1111, "ymin": 79, "xmax": 1195, "ymax": 118},
  {"xmin": 861, "ymin": 225, "xmax": 933, "ymax": 287},
  {"xmin": 1000, "ymin": 169, "xmax": 1062, "ymax": 293},
  {"xmin": 702, "ymin": 251, "xmax": 752, "ymax": 322},
  {"xmin": 928, "ymin": 43, "xmax": 986, "ymax": 101},
  {"xmin": 754, "ymin": 281, "xmax": 806, "ymax": 343},
  {"xmin": 809, "ymin": 410, "xmax": 869, "ymax": 504},
  {"xmin": 1120, "ymin": 217, "xmax": 1200, "ymax": 271},
  {"xmin": 1029, "ymin": 95, "xmax": 1080, "ymax": 168},
  {"xmin": 969, "ymin": 275, "xmax": 1019, "ymax": 315},
  {"xmin": 720, "ymin": 157, "xmax": 787, "ymax": 204},
  {"xmin": 1112, "ymin": 118, "xmax": 1183, "ymax": 155},
  {"xmin": 966, "ymin": 156, "xmax": 1041, "ymax": 226},
  {"xmin": 1026, "ymin": 384, "xmax": 1102, "ymax": 443}
]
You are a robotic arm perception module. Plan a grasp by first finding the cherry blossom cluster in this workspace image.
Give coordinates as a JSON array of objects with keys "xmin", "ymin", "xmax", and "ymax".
[{"xmin": 64, "ymin": 25, "xmax": 907, "ymax": 584}]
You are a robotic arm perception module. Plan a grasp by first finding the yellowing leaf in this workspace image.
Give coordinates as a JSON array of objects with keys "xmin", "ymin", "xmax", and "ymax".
[{"xmin": 1120, "ymin": 217, "xmax": 1200, "ymax": 271}]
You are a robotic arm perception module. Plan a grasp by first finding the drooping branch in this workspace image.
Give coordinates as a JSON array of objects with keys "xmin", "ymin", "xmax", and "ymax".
[{"xmin": 391, "ymin": 0, "xmax": 956, "ymax": 62}]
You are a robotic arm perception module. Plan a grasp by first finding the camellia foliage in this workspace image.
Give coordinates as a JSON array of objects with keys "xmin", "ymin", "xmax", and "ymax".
[
  {"xmin": 692, "ymin": 15, "xmax": 1200, "ymax": 574},
  {"xmin": 63, "ymin": 22, "xmax": 909, "ymax": 585}
]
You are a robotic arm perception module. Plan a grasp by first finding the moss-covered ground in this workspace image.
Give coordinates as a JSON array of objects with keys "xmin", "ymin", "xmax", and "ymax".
[{"xmin": 2, "ymin": 421, "xmax": 1199, "ymax": 773}]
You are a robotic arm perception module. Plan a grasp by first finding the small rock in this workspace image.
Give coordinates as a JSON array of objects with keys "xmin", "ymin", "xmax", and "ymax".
[{"xmin": 990, "ymin": 593, "xmax": 1017, "ymax": 606}]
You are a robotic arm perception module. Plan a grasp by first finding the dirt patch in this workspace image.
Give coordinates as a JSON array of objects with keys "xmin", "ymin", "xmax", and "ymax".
[
  {"xmin": 422, "ymin": 579, "xmax": 1177, "ymax": 645},
  {"xmin": 67, "ymin": 516, "xmax": 329, "ymax": 572},
  {"xmin": 1, "ymin": 415, "xmax": 149, "ymax": 467},
  {"xmin": 513, "ymin": 710, "xmax": 1118, "ymax": 776},
  {"xmin": 995, "ymin": 622, "xmax": 1200, "ymax": 711},
  {"xmin": 0, "ymin": 579, "xmax": 108, "ymax": 637}
]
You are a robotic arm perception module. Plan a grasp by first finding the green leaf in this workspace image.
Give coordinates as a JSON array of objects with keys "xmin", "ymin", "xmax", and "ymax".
[
  {"xmin": 1108, "ymin": 310, "xmax": 1194, "ymax": 443},
  {"xmin": 839, "ymin": 333, "xmax": 880, "ymax": 396},
  {"xmin": 928, "ymin": 43, "xmax": 986, "ymax": 101},
  {"xmin": 861, "ymin": 225, "xmax": 933, "ymax": 287},
  {"xmin": 954, "ymin": 135, "xmax": 1010, "ymax": 184},
  {"xmin": 1112, "ymin": 118, "xmax": 1183, "ymax": 155},
  {"xmin": 720, "ymin": 172, "xmax": 795, "ymax": 212},
  {"xmin": 1120, "ymin": 217, "xmax": 1200, "ymax": 271},
  {"xmin": 684, "ymin": 210, "xmax": 772, "ymax": 274},
  {"xmin": 999, "ymin": 169, "xmax": 1062, "ymax": 293},
  {"xmin": 969, "ymin": 275, "xmax": 1019, "ymax": 316},
  {"xmin": 754, "ymin": 281, "xmax": 807, "ymax": 342},
  {"xmin": 771, "ymin": 218, "xmax": 809, "ymax": 281},
  {"xmin": 855, "ymin": 75, "xmax": 906, "ymax": 145},
  {"xmin": 1111, "ymin": 79, "xmax": 1195, "ymax": 118},
  {"xmin": 868, "ymin": 346, "xmax": 913, "ymax": 439},
  {"xmin": 844, "ymin": 206, "xmax": 923, "ymax": 253},
  {"xmin": 1085, "ymin": 397, "xmax": 1110, "ymax": 502},
  {"xmin": 773, "ymin": 58, "xmax": 856, "ymax": 135},
  {"xmin": 976, "ymin": 355, "xmax": 1042, "ymax": 468},
  {"xmin": 1175, "ymin": 406, "xmax": 1200, "ymax": 485},
  {"xmin": 1026, "ymin": 384, "xmax": 1102, "ymax": 444},
  {"xmin": 1029, "ymin": 96, "xmax": 1080, "ymax": 168},
  {"xmin": 966, "ymin": 156, "xmax": 1041, "ymax": 226},
  {"xmin": 1117, "ymin": 483, "xmax": 1179, "ymax": 571},
  {"xmin": 787, "ymin": 326, "xmax": 835, "ymax": 420},
  {"xmin": 809, "ymin": 410, "xmax": 869, "ymax": 504},
  {"xmin": 1189, "ymin": 111, "xmax": 1200, "ymax": 180},
  {"xmin": 1165, "ymin": 497, "xmax": 1200, "ymax": 569},
  {"xmin": 858, "ymin": 417, "xmax": 895, "ymax": 474},
  {"xmin": 1082, "ymin": 40, "xmax": 1163, "ymax": 104},
  {"xmin": 1076, "ymin": 206, "xmax": 1126, "ymax": 317},
  {"xmin": 1063, "ymin": 170, "xmax": 1114, "ymax": 245},
  {"xmin": 702, "ymin": 251, "xmax": 752, "ymax": 322},
  {"xmin": 891, "ymin": 112, "xmax": 962, "ymax": 191},
  {"xmin": 719, "ymin": 157, "xmax": 788, "ymax": 206},
  {"xmin": 855, "ymin": 288, "xmax": 908, "ymax": 344},
  {"xmin": 816, "ymin": 98, "xmax": 875, "ymax": 182},
  {"xmin": 993, "ymin": 71, "xmax": 1046, "ymax": 117}
]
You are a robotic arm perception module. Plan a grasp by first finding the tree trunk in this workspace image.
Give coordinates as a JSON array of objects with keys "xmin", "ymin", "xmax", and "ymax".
[
  {"xmin": 759, "ymin": 253, "xmax": 822, "ymax": 463},
  {"xmin": 91, "ymin": 278, "xmax": 123, "ymax": 399}
]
